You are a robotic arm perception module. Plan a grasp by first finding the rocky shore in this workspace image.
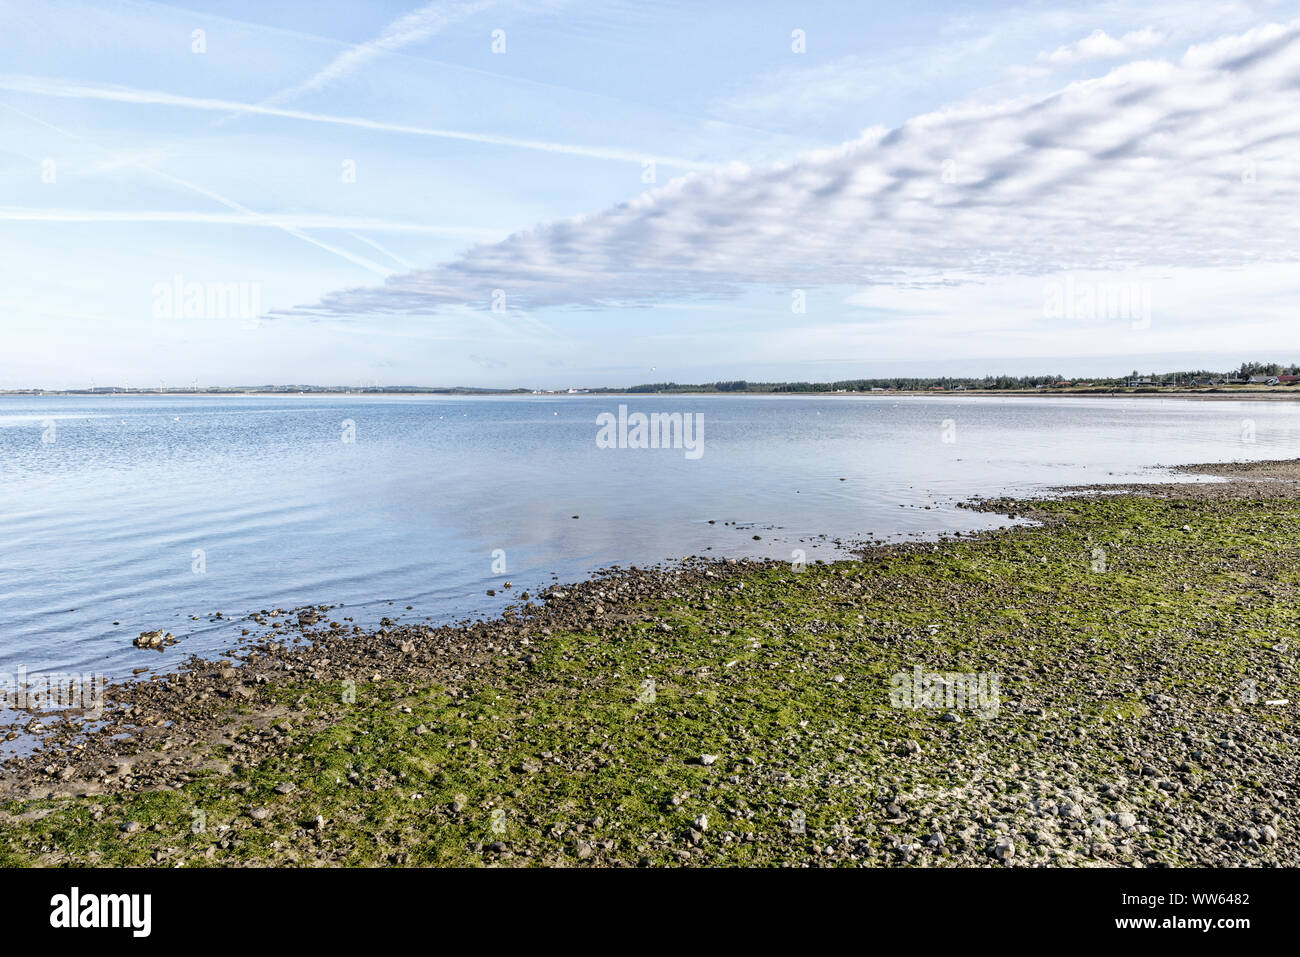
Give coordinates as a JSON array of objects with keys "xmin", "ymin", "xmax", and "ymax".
[{"xmin": 1, "ymin": 459, "xmax": 1297, "ymax": 867}]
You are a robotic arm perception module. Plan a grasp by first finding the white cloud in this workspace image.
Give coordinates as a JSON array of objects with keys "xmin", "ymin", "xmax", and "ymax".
[
  {"xmin": 299, "ymin": 20, "xmax": 1300, "ymax": 320},
  {"xmin": 1038, "ymin": 27, "xmax": 1166, "ymax": 65}
]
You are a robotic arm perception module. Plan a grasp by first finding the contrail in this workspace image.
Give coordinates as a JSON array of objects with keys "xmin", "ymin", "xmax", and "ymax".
[
  {"xmin": 135, "ymin": 166, "xmax": 395, "ymax": 276},
  {"xmin": 0, "ymin": 207, "xmax": 501, "ymax": 238},
  {"xmin": 263, "ymin": 0, "xmax": 502, "ymax": 106},
  {"xmin": 0, "ymin": 102, "xmax": 394, "ymax": 276},
  {"xmin": 0, "ymin": 74, "xmax": 713, "ymax": 170},
  {"xmin": 5, "ymin": 2, "xmax": 516, "ymax": 279},
  {"xmin": 347, "ymin": 231, "xmax": 420, "ymax": 270}
]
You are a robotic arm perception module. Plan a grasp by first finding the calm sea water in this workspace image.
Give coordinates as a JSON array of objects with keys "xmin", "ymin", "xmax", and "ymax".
[{"xmin": 2, "ymin": 393, "xmax": 1297, "ymax": 679}]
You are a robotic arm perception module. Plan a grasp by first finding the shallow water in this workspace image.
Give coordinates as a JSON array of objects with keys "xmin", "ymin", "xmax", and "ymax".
[{"xmin": 2, "ymin": 392, "xmax": 1297, "ymax": 679}]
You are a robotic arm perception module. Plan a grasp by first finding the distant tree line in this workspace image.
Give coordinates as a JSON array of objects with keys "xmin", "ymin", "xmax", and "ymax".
[
  {"xmin": 622, "ymin": 374, "xmax": 1070, "ymax": 392},
  {"xmin": 611, "ymin": 362, "xmax": 1300, "ymax": 394},
  {"xmin": 18, "ymin": 361, "xmax": 1300, "ymax": 397}
]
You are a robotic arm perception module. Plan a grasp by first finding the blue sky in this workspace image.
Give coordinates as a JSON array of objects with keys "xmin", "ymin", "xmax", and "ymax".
[{"xmin": 3, "ymin": 0, "xmax": 1300, "ymax": 388}]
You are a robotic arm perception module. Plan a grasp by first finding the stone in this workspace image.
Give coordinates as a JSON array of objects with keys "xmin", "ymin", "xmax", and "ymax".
[{"xmin": 133, "ymin": 630, "xmax": 175, "ymax": 649}]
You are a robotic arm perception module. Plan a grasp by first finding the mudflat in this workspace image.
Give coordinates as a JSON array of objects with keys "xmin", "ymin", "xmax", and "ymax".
[{"xmin": 2, "ymin": 458, "xmax": 1296, "ymax": 867}]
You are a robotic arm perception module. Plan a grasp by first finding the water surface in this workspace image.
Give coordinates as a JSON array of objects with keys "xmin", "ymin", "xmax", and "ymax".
[{"xmin": 2, "ymin": 393, "xmax": 1297, "ymax": 678}]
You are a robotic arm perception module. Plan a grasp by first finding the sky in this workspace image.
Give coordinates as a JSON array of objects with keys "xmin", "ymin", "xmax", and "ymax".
[{"xmin": 2, "ymin": 0, "xmax": 1300, "ymax": 389}]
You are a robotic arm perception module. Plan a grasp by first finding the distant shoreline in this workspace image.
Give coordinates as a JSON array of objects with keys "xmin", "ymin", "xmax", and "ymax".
[{"xmin": 5, "ymin": 388, "xmax": 1300, "ymax": 401}]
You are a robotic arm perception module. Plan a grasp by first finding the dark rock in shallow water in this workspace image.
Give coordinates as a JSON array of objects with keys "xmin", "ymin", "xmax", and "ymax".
[{"xmin": 132, "ymin": 630, "xmax": 174, "ymax": 650}]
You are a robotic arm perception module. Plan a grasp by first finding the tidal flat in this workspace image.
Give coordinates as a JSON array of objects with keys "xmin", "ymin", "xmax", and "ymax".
[{"xmin": 2, "ymin": 459, "xmax": 1297, "ymax": 867}]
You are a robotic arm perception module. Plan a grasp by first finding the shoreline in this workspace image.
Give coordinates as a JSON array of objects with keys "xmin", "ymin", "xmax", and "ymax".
[
  {"xmin": 2, "ymin": 458, "xmax": 1298, "ymax": 866},
  {"xmin": 6, "ymin": 389, "xmax": 1300, "ymax": 400}
]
